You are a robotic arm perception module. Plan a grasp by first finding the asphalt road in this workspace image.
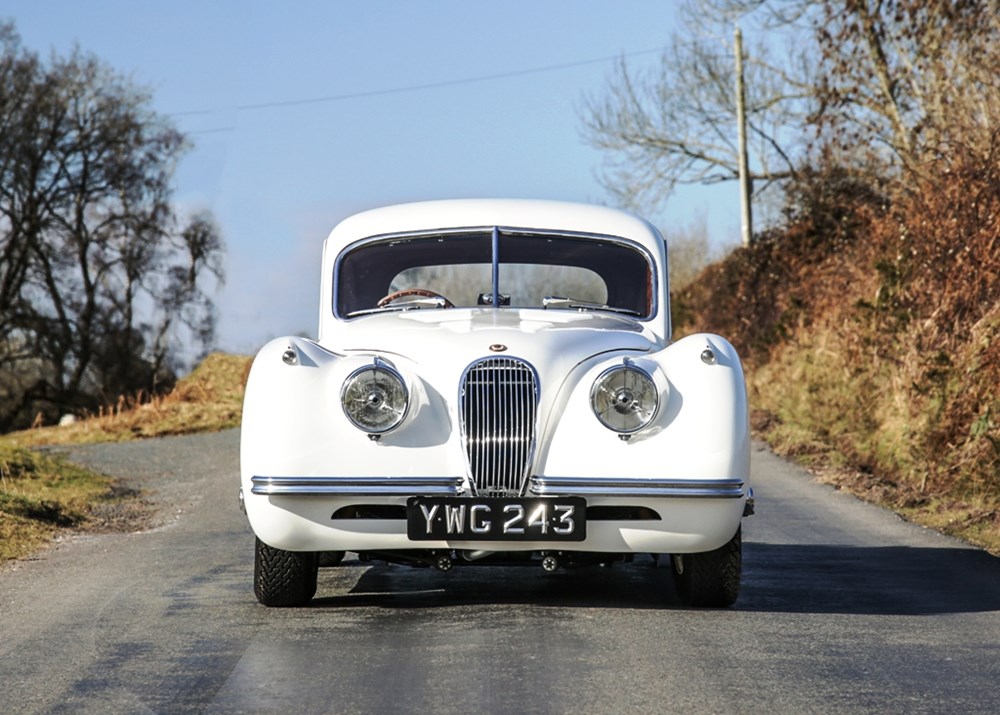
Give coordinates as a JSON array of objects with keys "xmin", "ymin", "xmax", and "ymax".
[{"xmin": 1, "ymin": 429, "xmax": 999, "ymax": 714}]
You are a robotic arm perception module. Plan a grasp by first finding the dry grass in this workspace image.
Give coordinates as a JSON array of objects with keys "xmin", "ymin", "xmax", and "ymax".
[{"xmin": 4, "ymin": 353, "xmax": 251, "ymax": 448}]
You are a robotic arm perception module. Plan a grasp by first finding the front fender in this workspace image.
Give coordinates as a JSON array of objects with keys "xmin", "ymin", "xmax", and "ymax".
[
  {"xmin": 239, "ymin": 337, "xmax": 468, "ymax": 527},
  {"xmin": 537, "ymin": 333, "xmax": 750, "ymax": 482}
]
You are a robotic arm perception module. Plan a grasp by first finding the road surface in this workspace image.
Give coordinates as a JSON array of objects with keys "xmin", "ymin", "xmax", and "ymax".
[{"xmin": 1, "ymin": 430, "xmax": 998, "ymax": 714}]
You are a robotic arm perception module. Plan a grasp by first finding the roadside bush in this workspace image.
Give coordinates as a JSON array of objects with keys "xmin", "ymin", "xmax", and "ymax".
[{"xmin": 676, "ymin": 142, "xmax": 1000, "ymax": 549}]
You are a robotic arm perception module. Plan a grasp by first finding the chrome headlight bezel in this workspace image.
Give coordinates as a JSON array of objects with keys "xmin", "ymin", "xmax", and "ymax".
[
  {"xmin": 590, "ymin": 363, "xmax": 660, "ymax": 434},
  {"xmin": 340, "ymin": 359, "xmax": 409, "ymax": 434}
]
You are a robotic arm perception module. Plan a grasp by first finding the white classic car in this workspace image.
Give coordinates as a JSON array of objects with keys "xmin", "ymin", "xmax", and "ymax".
[{"xmin": 240, "ymin": 199, "xmax": 751, "ymax": 607}]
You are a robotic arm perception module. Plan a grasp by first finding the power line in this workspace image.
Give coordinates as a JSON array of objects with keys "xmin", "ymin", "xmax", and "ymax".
[{"xmin": 174, "ymin": 45, "xmax": 666, "ymax": 131}]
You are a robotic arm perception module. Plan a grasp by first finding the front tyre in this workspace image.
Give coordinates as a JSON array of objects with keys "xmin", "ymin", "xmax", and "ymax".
[
  {"xmin": 254, "ymin": 537, "xmax": 318, "ymax": 607},
  {"xmin": 671, "ymin": 526, "xmax": 742, "ymax": 608}
]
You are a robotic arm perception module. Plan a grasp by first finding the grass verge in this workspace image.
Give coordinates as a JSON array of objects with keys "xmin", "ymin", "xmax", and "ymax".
[
  {"xmin": 0, "ymin": 444, "xmax": 147, "ymax": 561},
  {"xmin": 0, "ymin": 352, "xmax": 250, "ymax": 564},
  {"xmin": 748, "ymin": 344, "xmax": 1000, "ymax": 557}
]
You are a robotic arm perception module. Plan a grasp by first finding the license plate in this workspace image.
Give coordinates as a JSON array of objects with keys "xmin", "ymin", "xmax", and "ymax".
[{"xmin": 407, "ymin": 496, "xmax": 587, "ymax": 542}]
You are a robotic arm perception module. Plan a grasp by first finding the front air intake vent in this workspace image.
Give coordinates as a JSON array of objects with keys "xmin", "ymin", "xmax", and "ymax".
[{"xmin": 460, "ymin": 357, "xmax": 538, "ymax": 497}]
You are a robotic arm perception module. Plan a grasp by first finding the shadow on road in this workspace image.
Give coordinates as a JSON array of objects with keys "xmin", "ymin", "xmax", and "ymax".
[
  {"xmin": 742, "ymin": 542, "xmax": 1000, "ymax": 616},
  {"xmin": 312, "ymin": 555, "xmax": 674, "ymax": 611},
  {"xmin": 305, "ymin": 542, "xmax": 1000, "ymax": 615}
]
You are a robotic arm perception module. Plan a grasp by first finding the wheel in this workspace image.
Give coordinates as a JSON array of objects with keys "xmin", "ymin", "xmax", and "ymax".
[
  {"xmin": 671, "ymin": 526, "xmax": 742, "ymax": 608},
  {"xmin": 254, "ymin": 537, "xmax": 318, "ymax": 607},
  {"xmin": 376, "ymin": 288, "xmax": 454, "ymax": 308}
]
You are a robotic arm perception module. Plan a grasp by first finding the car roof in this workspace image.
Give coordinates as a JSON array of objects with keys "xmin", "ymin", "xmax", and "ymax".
[{"xmin": 324, "ymin": 199, "xmax": 665, "ymax": 252}]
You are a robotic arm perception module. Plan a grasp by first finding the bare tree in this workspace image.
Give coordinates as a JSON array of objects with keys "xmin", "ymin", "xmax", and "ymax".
[
  {"xmin": 0, "ymin": 22, "xmax": 224, "ymax": 430},
  {"xmin": 581, "ymin": 0, "xmax": 1000, "ymax": 217},
  {"xmin": 579, "ymin": 0, "xmax": 817, "ymax": 217},
  {"xmin": 811, "ymin": 0, "xmax": 1000, "ymax": 176}
]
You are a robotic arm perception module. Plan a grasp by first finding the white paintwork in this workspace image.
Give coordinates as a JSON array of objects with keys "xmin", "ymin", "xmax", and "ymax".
[{"xmin": 241, "ymin": 199, "xmax": 749, "ymax": 556}]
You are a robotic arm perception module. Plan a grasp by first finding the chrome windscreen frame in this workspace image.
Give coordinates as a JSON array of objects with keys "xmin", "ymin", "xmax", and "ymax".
[{"xmin": 331, "ymin": 226, "xmax": 660, "ymax": 322}]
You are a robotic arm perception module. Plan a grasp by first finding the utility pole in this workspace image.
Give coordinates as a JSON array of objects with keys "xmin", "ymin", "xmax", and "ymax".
[{"xmin": 735, "ymin": 25, "xmax": 753, "ymax": 248}]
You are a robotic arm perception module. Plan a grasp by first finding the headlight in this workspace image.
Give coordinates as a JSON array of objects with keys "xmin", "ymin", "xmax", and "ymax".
[
  {"xmin": 591, "ymin": 364, "xmax": 659, "ymax": 434},
  {"xmin": 341, "ymin": 361, "xmax": 408, "ymax": 433}
]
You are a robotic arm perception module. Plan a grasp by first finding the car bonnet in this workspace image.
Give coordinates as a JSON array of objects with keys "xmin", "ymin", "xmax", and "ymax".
[{"xmin": 332, "ymin": 309, "xmax": 656, "ymax": 374}]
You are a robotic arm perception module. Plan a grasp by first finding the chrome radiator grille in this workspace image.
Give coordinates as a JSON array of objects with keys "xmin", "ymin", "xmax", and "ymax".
[{"xmin": 460, "ymin": 357, "xmax": 538, "ymax": 497}]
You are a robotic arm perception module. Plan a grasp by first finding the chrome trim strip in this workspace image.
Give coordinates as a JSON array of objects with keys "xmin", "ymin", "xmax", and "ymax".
[
  {"xmin": 528, "ymin": 476, "xmax": 745, "ymax": 498},
  {"xmin": 251, "ymin": 475, "xmax": 465, "ymax": 496}
]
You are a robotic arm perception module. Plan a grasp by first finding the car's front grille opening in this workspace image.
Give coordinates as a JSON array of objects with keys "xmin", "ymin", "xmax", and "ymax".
[
  {"xmin": 331, "ymin": 505, "xmax": 407, "ymax": 520},
  {"xmin": 460, "ymin": 357, "xmax": 538, "ymax": 497},
  {"xmin": 586, "ymin": 506, "xmax": 661, "ymax": 521}
]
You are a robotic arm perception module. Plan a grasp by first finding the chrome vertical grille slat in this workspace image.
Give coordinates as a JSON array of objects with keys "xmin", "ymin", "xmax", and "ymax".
[{"xmin": 460, "ymin": 357, "xmax": 538, "ymax": 497}]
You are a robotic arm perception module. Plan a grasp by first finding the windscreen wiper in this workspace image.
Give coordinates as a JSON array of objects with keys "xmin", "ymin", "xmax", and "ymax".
[
  {"xmin": 542, "ymin": 296, "xmax": 641, "ymax": 316},
  {"xmin": 347, "ymin": 297, "xmax": 448, "ymax": 317}
]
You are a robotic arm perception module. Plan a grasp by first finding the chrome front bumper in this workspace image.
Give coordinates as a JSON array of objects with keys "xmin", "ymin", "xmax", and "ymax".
[
  {"xmin": 250, "ymin": 475, "xmax": 746, "ymax": 499},
  {"xmin": 250, "ymin": 475, "xmax": 466, "ymax": 496},
  {"xmin": 529, "ymin": 476, "xmax": 746, "ymax": 498}
]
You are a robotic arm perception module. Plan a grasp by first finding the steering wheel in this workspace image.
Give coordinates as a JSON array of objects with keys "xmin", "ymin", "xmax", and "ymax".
[{"xmin": 376, "ymin": 288, "xmax": 454, "ymax": 309}]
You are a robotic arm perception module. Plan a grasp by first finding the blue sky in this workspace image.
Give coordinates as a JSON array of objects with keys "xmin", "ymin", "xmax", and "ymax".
[{"xmin": 7, "ymin": 1, "xmax": 740, "ymax": 356}]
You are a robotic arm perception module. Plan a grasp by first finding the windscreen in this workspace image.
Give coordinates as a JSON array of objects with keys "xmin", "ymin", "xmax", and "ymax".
[{"xmin": 336, "ymin": 230, "xmax": 653, "ymax": 318}]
